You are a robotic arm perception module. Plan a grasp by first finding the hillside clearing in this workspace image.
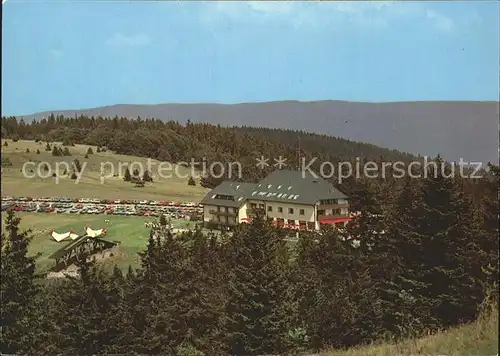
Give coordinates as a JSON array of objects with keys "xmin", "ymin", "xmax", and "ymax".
[{"xmin": 1, "ymin": 139, "xmax": 209, "ymax": 201}]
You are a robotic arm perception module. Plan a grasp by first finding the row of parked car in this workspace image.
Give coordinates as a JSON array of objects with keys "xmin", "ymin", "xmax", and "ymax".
[
  {"xmin": 1, "ymin": 196, "xmax": 201, "ymax": 208},
  {"xmin": 1, "ymin": 200, "xmax": 203, "ymax": 220}
]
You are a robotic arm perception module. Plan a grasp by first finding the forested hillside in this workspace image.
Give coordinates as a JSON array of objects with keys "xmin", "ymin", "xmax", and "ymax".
[
  {"xmin": 1, "ymin": 160, "xmax": 498, "ymax": 354},
  {"xmin": 17, "ymin": 100, "xmax": 499, "ymax": 163},
  {"xmin": 1, "ymin": 115, "xmax": 418, "ymax": 190}
]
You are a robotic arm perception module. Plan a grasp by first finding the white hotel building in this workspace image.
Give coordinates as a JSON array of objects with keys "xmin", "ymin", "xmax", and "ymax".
[{"xmin": 201, "ymin": 169, "xmax": 351, "ymax": 230}]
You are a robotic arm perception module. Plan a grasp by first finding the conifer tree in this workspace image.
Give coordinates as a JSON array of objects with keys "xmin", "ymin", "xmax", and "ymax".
[
  {"xmin": 0, "ymin": 211, "xmax": 41, "ymax": 353},
  {"xmin": 226, "ymin": 215, "xmax": 292, "ymax": 355},
  {"xmin": 294, "ymin": 227, "xmax": 381, "ymax": 349},
  {"xmin": 370, "ymin": 175, "xmax": 435, "ymax": 337},
  {"xmin": 123, "ymin": 167, "xmax": 132, "ymax": 182},
  {"xmin": 143, "ymin": 170, "xmax": 153, "ymax": 182},
  {"xmin": 379, "ymin": 158, "xmax": 487, "ymax": 332},
  {"xmin": 72, "ymin": 159, "xmax": 82, "ymax": 173},
  {"xmin": 159, "ymin": 214, "xmax": 168, "ymax": 227},
  {"xmin": 51, "ymin": 145, "xmax": 60, "ymax": 156},
  {"xmin": 62, "ymin": 147, "xmax": 71, "ymax": 156}
]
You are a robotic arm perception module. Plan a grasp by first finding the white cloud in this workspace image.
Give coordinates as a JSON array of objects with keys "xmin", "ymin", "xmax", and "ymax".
[
  {"xmin": 48, "ymin": 49, "xmax": 64, "ymax": 57},
  {"xmin": 201, "ymin": 2, "xmax": 458, "ymax": 33},
  {"xmin": 247, "ymin": 1, "xmax": 295, "ymax": 14},
  {"xmin": 105, "ymin": 33, "xmax": 151, "ymax": 47},
  {"xmin": 426, "ymin": 9, "xmax": 454, "ymax": 32}
]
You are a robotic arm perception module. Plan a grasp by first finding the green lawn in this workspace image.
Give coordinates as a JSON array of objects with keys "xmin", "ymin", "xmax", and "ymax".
[
  {"xmin": 1, "ymin": 212, "xmax": 199, "ymax": 273},
  {"xmin": 1, "ymin": 139, "xmax": 209, "ymax": 201}
]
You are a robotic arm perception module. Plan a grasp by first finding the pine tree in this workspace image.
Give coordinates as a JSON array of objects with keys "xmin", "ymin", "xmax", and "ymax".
[
  {"xmin": 226, "ymin": 215, "xmax": 292, "ymax": 355},
  {"xmin": 87, "ymin": 147, "xmax": 93, "ymax": 155},
  {"xmin": 479, "ymin": 164, "xmax": 499, "ymax": 292},
  {"xmin": 0, "ymin": 211, "xmax": 42, "ymax": 353},
  {"xmin": 143, "ymin": 170, "xmax": 153, "ymax": 182},
  {"xmin": 62, "ymin": 147, "xmax": 71, "ymax": 156},
  {"xmin": 418, "ymin": 159, "xmax": 485, "ymax": 326},
  {"xmin": 370, "ymin": 175, "xmax": 435, "ymax": 337},
  {"xmin": 159, "ymin": 214, "xmax": 168, "ymax": 227},
  {"xmin": 377, "ymin": 158, "xmax": 488, "ymax": 333},
  {"xmin": 45, "ymin": 142, "xmax": 51, "ymax": 151},
  {"xmin": 53, "ymin": 256, "xmax": 122, "ymax": 354},
  {"xmin": 72, "ymin": 159, "xmax": 82, "ymax": 173},
  {"xmin": 36, "ymin": 149, "xmax": 40, "ymax": 154},
  {"xmin": 294, "ymin": 228, "xmax": 381, "ymax": 349},
  {"xmin": 123, "ymin": 168, "xmax": 132, "ymax": 182},
  {"xmin": 25, "ymin": 148, "xmax": 30, "ymax": 153},
  {"xmin": 51, "ymin": 145, "xmax": 60, "ymax": 156},
  {"xmin": 188, "ymin": 176, "xmax": 196, "ymax": 186}
]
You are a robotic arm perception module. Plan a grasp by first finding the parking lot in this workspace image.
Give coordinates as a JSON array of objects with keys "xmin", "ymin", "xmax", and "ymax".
[{"xmin": 1, "ymin": 196, "xmax": 203, "ymax": 219}]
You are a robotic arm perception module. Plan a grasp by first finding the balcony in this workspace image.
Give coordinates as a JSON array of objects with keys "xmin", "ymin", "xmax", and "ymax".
[
  {"xmin": 317, "ymin": 203, "xmax": 349, "ymax": 210},
  {"xmin": 247, "ymin": 207, "xmax": 266, "ymax": 215},
  {"xmin": 208, "ymin": 209, "xmax": 237, "ymax": 217},
  {"xmin": 317, "ymin": 213, "xmax": 350, "ymax": 221},
  {"xmin": 208, "ymin": 218, "xmax": 238, "ymax": 226}
]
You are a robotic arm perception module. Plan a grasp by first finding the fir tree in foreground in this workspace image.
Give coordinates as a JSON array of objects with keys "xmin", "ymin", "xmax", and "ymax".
[
  {"xmin": 226, "ymin": 215, "xmax": 293, "ymax": 355},
  {"xmin": 0, "ymin": 211, "xmax": 42, "ymax": 353}
]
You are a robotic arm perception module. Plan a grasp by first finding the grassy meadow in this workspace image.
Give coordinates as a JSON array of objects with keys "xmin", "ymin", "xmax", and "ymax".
[
  {"xmin": 322, "ymin": 301, "xmax": 498, "ymax": 356},
  {"xmin": 1, "ymin": 139, "xmax": 209, "ymax": 201},
  {"xmin": 1, "ymin": 212, "xmax": 198, "ymax": 273}
]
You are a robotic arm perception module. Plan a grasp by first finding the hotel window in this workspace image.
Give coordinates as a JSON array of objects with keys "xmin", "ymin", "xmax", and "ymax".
[
  {"xmin": 233, "ymin": 207, "xmax": 237, "ymax": 213},
  {"xmin": 278, "ymin": 207, "xmax": 283, "ymax": 213},
  {"xmin": 268, "ymin": 206, "xmax": 272, "ymax": 212},
  {"xmin": 250, "ymin": 203, "xmax": 256, "ymax": 209},
  {"xmin": 300, "ymin": 209, "xmax": 305, "ymax": 215},
  {"xmin": 288, "ymin": 208, "xmax": 294, "ymax": 214}
]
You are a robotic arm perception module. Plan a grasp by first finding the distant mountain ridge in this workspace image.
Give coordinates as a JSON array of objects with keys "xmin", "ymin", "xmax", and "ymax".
[{"xmin": 18, "ymin": 100, "xmax": 499, "ymax": 163}]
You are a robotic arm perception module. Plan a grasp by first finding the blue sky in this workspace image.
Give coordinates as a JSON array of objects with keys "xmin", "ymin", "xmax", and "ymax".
[{"xmin": 2, "ymin": 1, "xmax": 499, "ymax": 116}]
